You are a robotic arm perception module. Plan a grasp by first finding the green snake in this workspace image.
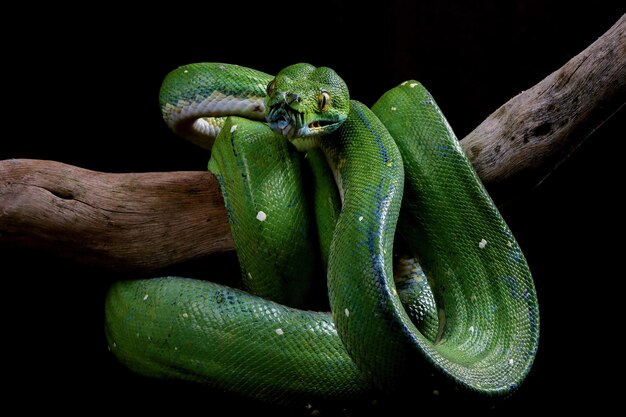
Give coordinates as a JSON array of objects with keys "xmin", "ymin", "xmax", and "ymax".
[{"xmin": 105, "ymin": 63, "xmax": 539, "ymax": 407}]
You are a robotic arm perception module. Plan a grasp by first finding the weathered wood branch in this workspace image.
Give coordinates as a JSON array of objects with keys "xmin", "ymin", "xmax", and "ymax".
[
  {"xmin": 0, "ymin": 161, "xmax": 232, "ymax": 271},
  {"xmin": 1, "ymin": 15, "xmax": 624, "ymax": 272},
  {"xmin": 461, "ymin": 13, "xmax": 626, "ymax": 201}
]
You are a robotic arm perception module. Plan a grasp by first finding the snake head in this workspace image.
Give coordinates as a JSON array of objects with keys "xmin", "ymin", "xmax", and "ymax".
[{"xmin": 265, "ymin": 63, "xmax": 349, "ymax": 150}]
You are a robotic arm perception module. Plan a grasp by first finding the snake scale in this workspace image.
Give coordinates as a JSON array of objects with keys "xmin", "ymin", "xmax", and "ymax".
[{"xmin": 105, "ymin": 63, "xmax": 539, "ymax": 408}]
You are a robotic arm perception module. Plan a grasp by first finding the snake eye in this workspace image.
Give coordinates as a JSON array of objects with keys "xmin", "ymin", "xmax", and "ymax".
[
  {"xmin": 318, "ymin": 91, "xmax": 331, "ymax": 111},
  {"xmin": 266, "ymin": 80, "xmax": 276, "ymax": 95}
]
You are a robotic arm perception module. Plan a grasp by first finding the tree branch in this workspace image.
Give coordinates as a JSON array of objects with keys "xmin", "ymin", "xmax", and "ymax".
[
  {"xmin": 0, "ymin": 160, "xmax": 232, "ymax": 271},
  {"xmin": 461, "ymin": 13, "xmax": 626, "ymax": 202},
  {"xmin": 1, "ymin": 14, "xmax": 624, "ymax": 272}
]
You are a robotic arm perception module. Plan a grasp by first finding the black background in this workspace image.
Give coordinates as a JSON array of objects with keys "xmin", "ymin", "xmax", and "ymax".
[{"xmin": 2, "ymin": 2, "xmax": 624, "ymax": 415}]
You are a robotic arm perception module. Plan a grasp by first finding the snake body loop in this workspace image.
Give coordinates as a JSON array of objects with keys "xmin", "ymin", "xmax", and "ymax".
[{"xmin": 105, "ymin": 63, "xmax": 539, "ymax": 406}]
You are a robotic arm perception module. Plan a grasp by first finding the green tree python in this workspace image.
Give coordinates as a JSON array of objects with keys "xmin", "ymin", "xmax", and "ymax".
[{"xmin": 105, "ymin": 63, "xmax": 539, "ymax": 408}]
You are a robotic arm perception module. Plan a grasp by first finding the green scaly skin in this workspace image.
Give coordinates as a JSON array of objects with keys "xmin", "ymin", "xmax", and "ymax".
[
  {"xmin": 207, "ymin": 117, "xmax": 318, "ymax": 307},
  {"xmin": 105, "ymin": 63, "xmax": 539, "ymax": 405}
]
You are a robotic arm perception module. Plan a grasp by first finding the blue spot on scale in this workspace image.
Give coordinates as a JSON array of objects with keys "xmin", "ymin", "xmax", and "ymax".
[{"xmin": 434, "ymin": 144, "xmax": 455, "ymax": 159}]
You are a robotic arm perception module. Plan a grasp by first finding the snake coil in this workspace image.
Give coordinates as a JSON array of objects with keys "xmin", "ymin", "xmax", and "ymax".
[{"xmin": 105, "ymin": 63, "xmax": 539, "ymax": 408}]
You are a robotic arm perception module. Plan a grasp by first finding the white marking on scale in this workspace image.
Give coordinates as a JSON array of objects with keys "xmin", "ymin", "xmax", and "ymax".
[
  {"xmin": 479, "ymin": 239, "xmax": 487, "ymax": 249},
  {"xmin": 256, "ymin": 211, "xmax": 267, "ymax": 221},
  {"xmin": 182, "ymin": 312, "xmax": 189, "ymax": 318},
  {"xmin": 275, "ymin": 328, "xmax": 284, "ymax": 335},
  {"xmin": 344, "ymin": 308, "xmax": 350, "ymax": 317},
  {"xmin": 469, "ymin": 325, "xmax": 475, "ymax": 334},
  {"xmin": 391, "ymin": 106, "xmax": 397, "ymax": 111},
  {"xmin": 410, "ymin": 82, "xmax": 418, "ymax": 88},
  {"xmin": 183, "ymin": 69, "xmax": 188, "ymax": 74},
  {"xmin": 143, "ymin": 294, "xmax": 149, "ymax": 300},
  {"xmin": 358, "ymin": 216, "xmax": 364, "ymax": 222},
  {"xmin": 509, "ymin": 358, "xmax": 514, "ymax": 365},
  {"xmin": 230, "ymin": 125, "xmax": 237, "ymax": 133},
  {"xmin": 401, "ymin": 81, "xmax": 408, "ymax": 85}
]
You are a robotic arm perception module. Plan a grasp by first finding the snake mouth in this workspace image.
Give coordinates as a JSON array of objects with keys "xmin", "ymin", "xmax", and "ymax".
[{"xmin": 267, "ymin": 104, "xmax": 338, "ymax": 139}]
